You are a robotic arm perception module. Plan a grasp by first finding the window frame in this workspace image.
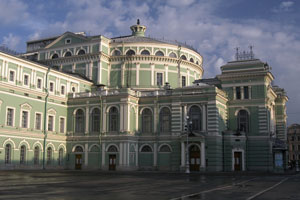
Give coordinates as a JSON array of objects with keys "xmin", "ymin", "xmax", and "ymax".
[
  {"xmin": 34, "ymin": 146, "xmax": 40, "ymax": 165},
  {"xmin": 23, "ymin": 73, "xmax": 30, "ymax": 87},
  {"xmin": 159, "ymin": 107, "xmax": 171, "ymax": 133},
  {"xmin": 35, "ymin": 112, "xmax": 42, "ymax": 130},
  {"xmin": 37, "ymin": 78, "xmax": 43, "ymax": 90},
  {"xmin": 5, "ymin": 144, "xmax": 11, "ymax": 164},
  {"xmin": 109, "ymin": 107, "xmax": 119, "ymax": 132},
  {"xmin": 65, "ymin": 38, "xmax": 72, "ymax": 44},
  {"xmin": 6, "ymin": 107, "xmax": 15, "ymax": 127},
  {"xmin": 237, "ymin": 109, "xmax": 249, "ymax": 133},
  {"xmin": 20, "ymin": 145, "xmax": 26, "ymax": 165},
  {"xmin": 59, "ymin": 117, "xmax": 66, "ymax": 134},
  {"xmin": 189, "ymin": 105, "xmax": 202, "ymax": 131},
  {"xmin": 46, "ymin": 147, "xmax": 52, "ymax": 165},
  {"xmin": 75, "ymin": 109, "xmax": 85, "ymax": 133},
  {"xmin": 47, "ymin": 114, "xmax": 55, "ymax": 132},
  {"xmin": 142, "ymin": 108, "xmax": 153, "ymax": 133},
  {"xmin": 20, "ymin": 109, "xmax": 30, "ymax": 128},
  {"xmin": 182, "ymin": 76, "xmax": 186, "ymax": 87},
  {"xmin": 8, "ymin": 69, "xmax": 16, "ymax": 83},
  {"xmin": 156, "ymin": 72, "xmax": 163, "ymax": 86},
  {"xmin": 91, "ymin": 108, "xmax": 101, "ymax": 132},
  {"xmin": 49, "ymin": 81, "xmax": 55, "ymax": 93},
  {"xmin": 60, "ymin": 84, "xmax": 66, "ymax": 96}
]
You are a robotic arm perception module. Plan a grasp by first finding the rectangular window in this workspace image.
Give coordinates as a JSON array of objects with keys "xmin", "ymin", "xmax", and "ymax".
[
  {"xmin": 182, "ymin": 76, "xmax": 186, "ymax": 87},
  {"xmin": 9, "ymin": 71, "xmax": 15, "ymax": 82},
  {"xmin": 6, "ymin": 108, "xmax": 14, "ymax": 126},
  {"xmin": 236, "ymin": 87, "xmax": 241, "ymax": 99},
  {"xmin": 157, "ymin": 73, "xmax": 163, "ymax": 86},
  {"xmin": 35, "ymin": 113, "xmax": 42, "ymax": 130},
  {"xmin": 37, "ymin": 78, "xmax": 42, "ymax": 89},
  {"xmin": 24, "ymin": 75, "xmax": 29, "ymax": 86},
  {"xmin": 61, "ymin": 85, "xmax": 65, "ymax": 95},
  {"xmin": 298, "ymin": 136, "xmax": 300, "ymax": 141},
  {"xmin": 60, "ymin": 118, "xmax": 65, "ymax": 133},
  {"xmin": 298, "ymin": 145, "xmax": 300, "ymax": 151},
  {"xmin": 21, "ymin": 111, "xmax": 29, "ymax": 128},
  {"xmin": 49, "ymin": 82, "xmax": 54, "ymax": 92},
  {"xmin": 48, "ymin": 115, "xmax": 54, "ymax": 131},
  {"xmin": 244, "ymin": 86, "xmax": 249, "ymax": 99}
]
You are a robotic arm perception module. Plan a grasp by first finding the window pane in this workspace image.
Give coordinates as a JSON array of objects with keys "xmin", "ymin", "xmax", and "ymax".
[
  {"xmin": 48, "ymin": 116, "xmax": 54, "ymax": 131},
  {"xmin": 182, "ymin": 76, "xmax": 186, "ymax": 87},
  {"xmin": 157, "ymin": 73, "xmax": 163, "ymax": 86},
  {"xmin": 7, "ymin": 108, "xmax": 14, "ymax": 126},
  {"xmin": 9, "ymin": 71, "xmax": 15, "ymax": 82},
  {"xmin": 244, "ymin": 86, "xmax": 249, "ymax": 99},
  {"xmin": 60, "ymin": 118, "xmax": 65, "ymax": 133},
  {"xmin": 22, "ymin": 111, "xmax": 28, "ymax": 128},
  {"xmin": 236, "ymin": 87, "xmax": 241, "ymax": 99},
  {"xmin": 35, "ymin": 113, "xmax": 41, "ymax": 130}
]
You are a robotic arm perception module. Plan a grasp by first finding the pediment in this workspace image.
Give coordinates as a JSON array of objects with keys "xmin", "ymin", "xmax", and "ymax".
[
  {"xmin": 20, "ymin": 103, "xmax": 32, "ymax": 110},
  {"xmin": 47, "ymin": 108, "xmax": 57, "ymax": 115},
  {"xmin": 45, "ymin": 32, "xmax": 88, "ymax": 49}
]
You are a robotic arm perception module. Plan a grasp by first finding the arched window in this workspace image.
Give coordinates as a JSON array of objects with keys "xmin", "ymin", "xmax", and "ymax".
[
  {"xmin": 112, "ymin": 50, "xmax": 121, "ymax": 56},
  {"xmin": 75, "ymin": 146, "xmax": 84, "ymax": 152},
  {"xmin": 141, "ymin": 49, "xmax": 150, "ymax": 55},
  {"xmin": 181, "ymin": 55, "xmax": 187, "ymax": 60},
  {"xmin": 160, "ymin": 107, "xmax": 171, "ymax": 133},
  {"xmin": 169, "ymin": 52, "xmax": 177, "ymax": 58},
  {"xmin": 47, "ymin": 147, "xmax": 52, "ymax": 165},
  {"xmin": 34, "ymin": 146, "xmax": 39, "ymax": 165},
  {"xmin": 51, "ymin": 53, "xmax": 59, "ymax": 59},
  {"xmin": 91, "ymin": 108, "xmax": 100, "ymax": 132},
  {"xmin": 108, "ymin": 145, "xmax": 118, "ymax": 152},
  {"xmin": 64, "ymin": 51, "xmax": 72, "ymax": 57},
  {"xmin": 77, "ymin": 49, "xmax": 85, "ymax": 55},
  {"xmin": 159, "ymin": 145, "xmax": 171, "ymax": 152},
  {"xmin": 109, "ymin": 107, "xmax": 118, "ymax": 132},
  {"xmin": 141, "ymin": 145, "xmax": 152, "ymax": 152},
  {"xmin": 20, "ymin": 145, "xmax": 26, "ymax": 165},
  {"xmin": 189, "ymin": 106, "xmax": 202, "ymax": 131},
  {"xmin": 5, "ymin": 144, "xmax": 11, "ymax": 164},
  {"xmin": 155, "ymin": 51, "xmax": 164, "ymax": 56},
  {"xmin": 237, "ymin": 110, "xmax": 249, "ymax": 133},
  {"xmin": 126, "ymin": 49, "xmax": 135, "ymax": 56},
  {"xmin": 190, "ymin": 58, "xmax": 194, "ymax": 63},
  {"xmin": 142, "ymin": 108, "xmax": 152, "ymax": 133},
  {"xmin": 196, "ymin": 61, "xmax": 199, "ymax": 65},
  {"xmin": 75, "ymin": 109, "xmax": 85, "ymax": 133},
  {"xmin": 58, "ymin": 148, "xmax": 64, "ymax": 166}
]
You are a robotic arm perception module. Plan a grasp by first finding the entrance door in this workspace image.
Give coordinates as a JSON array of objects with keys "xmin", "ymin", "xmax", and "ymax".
[
  {"xmin": 234, "ymin": 152, "xmax": 242, "ymax": 171},
  {"xmin": 75, "ymin": 154, "xmax": 82, "ymax": 170},
  {"xmin": 109, "ymin": 154, "xmax": 116, "ymax": 171},
  {"xmin": 189, "ymin": 145, "xmax": 200, "ymax": 171}
]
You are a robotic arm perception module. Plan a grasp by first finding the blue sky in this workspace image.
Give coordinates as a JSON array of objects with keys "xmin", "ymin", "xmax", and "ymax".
[{"xmin": 1, "ymin": 0, "xmax": 300, "ymax": 125}]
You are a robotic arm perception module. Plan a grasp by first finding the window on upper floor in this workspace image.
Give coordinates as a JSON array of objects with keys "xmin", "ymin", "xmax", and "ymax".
[
  {"xmin": 35, "ymin": 113, "xmax": 42, "ymax": 130},
  {"xmin": 244, "ymin": 86, "xmax": 249, "ymax": 99},
  {"xmin": 236, "ymin": 87, "xmax": 241, "ymax": 99},
  {"xmin": 156, "ymin": 72, "xmax": 163, "ymax": 86},
  {"xmin": 64, "ymin": 51, "xmax": 72, "ymax": 57},
  {"xmin": 180, "ymin": 55, "xmax": 187, "ymax": 60},
  {"xmin": 182, "ymin": 76, "xmax": 186, "ymax": 87},
  {"xmin": 24, "ymin": 74, "xmax": 29, "ymax": 86},
  {"xmin": 169, "ymin": 52, "xmax": 177, "ymax": 58},
  {"xmin": 77, "ymin": 49, "xmax": 85, "ymax": 55},
  {"xmin": 21, "ymin": 110, "xmax": 29, "ymax": 128},
  {"xmin": 237, "ymin": 110, "xmax": 249, "ymax": 133},
  {"xmin": 126, "ymin": 49, "xmax": 135, "ymax": 56},
  {"xmin": 75, "ymin": 109, "xmax": 85, "ymax": 133},
  {"xmin": 6, "ymin": 108, "xmax": 14, "ymax": 126},
  {"xmin": 109, "ymin": 107, "xmax": 118, "ymax": 132},
  {"xmin": 142, "ymin": 108, "xmax": 152, "ymax": 133},
  {"xmin": 48, "ymin": 115, "xmax": 54, "ymax": 131},
  {"xmin": 51, "ymin": 53, "xmax": 59, "ymax": 59},
  {"xmin": 61, "ymin": 85, "xmax": 65, "ymax": 95},
  {"xmin": 189, "ymin": 105, "xmax": 202, "ymax": 131},
  {"xmin": 190, "ymin": 58, "xmax": 194, "ymax": 63},
  {"xmin": 49, "ymin": 82, "xmax": 54, "ymax": 92},
  {"xmin": 155, "ymin": 51, "xmax": 164, "ymax": 56},
  {"xmin": 159, "ymin": 107, "xmax": 171, "ymax": 133},
  {"xmin": 9, "ymin": 70, "xmax": 15, "ymax": 82},
  {"xmin": 37, "ymin": 78, "xmax": 42, "ymax": 89},
  {"xmin": 141, "ymin": 145, "xmax": 152, "ymax": 152},
  {"xmin": 141, "ymin": 49, "xmax": 150, "ymax": 55},
  {"xmin": 112, "ymin": 50, "xmax": 121, "ymax": 56},
  {"xmin": 60, "ymin": 117, "xmax": 65, "ymax": 133},
  {"xmin": 91, "ymin": 108, "xmax": 100, "ymax": 132},
  {"xmin": 65, "ymin": 38, "xmax": 71, "ymax": 44}
]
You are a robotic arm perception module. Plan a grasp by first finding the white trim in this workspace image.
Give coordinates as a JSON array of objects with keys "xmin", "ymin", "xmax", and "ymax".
[
  {"xmin": 5, "ymin": 106, "xmax": 15, "ymax": 127},
  {"xmin": 58, "ymin": 143, "xmax": 67, "ymax": 152},
  {"xmin": 232, "ymin": 148, "xmax": 245, "ymax": 171},
  {"xmin": 106, "ymin": 144, "xmax": 120, "ymax": 152},
  {"xmin": 234, "ymin": 108, "xmax": 250, "ymax": 116},
  {"xmin": 88, "ymin": 144, "xmax": 101, "ymax": 152},
  {"xmin": 139, "ymin": 144, "xmax": 153, "ymax": 152},
  {"xmin": 46, "ymin": 142, "xmax": 56, "ymax": 152},
  {"xmin": 72, "ymin": 144, "xmax": 85, "ymax": 152},
  {"xmin": 36, "ymin": 77, "xmax": 43, "ymax": 90},
  {"xmin": 33, "ymin": 141, "xmax": 43, "ymax": 151},
  {"xmin": 18, "ymin": 139, "xmax": 30, "ymax": 150},
  {"xmin": 156, "ymin": 71, "xmax": 164, "ymax": 86},
  {"xmin": 3, "ymin": 138, "xmax": 16, "ymax": 149},
  {"xmin": 20, "ymin": 109, "xmax": 30, "ymax": 129},
  {"xmin": 8, "ymin": 69, "xmax": 16, "ymax": 84},
  {"xmin": 60, "ymin": 84, "xmax": 66, "ymax": 96},
  {"xmin": 158, "ymin": 143, "xmax": 173, "ymax": 152},
  {"xmin": 139, "ymin": 107, "xmax": 153, "ymax": 115}
]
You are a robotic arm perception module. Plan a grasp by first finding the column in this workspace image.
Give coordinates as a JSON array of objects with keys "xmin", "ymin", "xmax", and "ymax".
[
  {"xmin": 102, "ymin": 143, "xmax": 105, "ymax": 167},
  {"xmin": 97, "ymin": 61, "xmax": 102, "ymax": 84},
  {"xmin": 72, "ymin": 63, "xmax": 76, "ymax": 73},
  {"xmin": 119, "ymin": 143, "xmax": 123, "ymax": 166},
  {"xmin": 85, "ymin": 143, "xmax": 88, "ymax": 166},
  {"xmin": 5, "ymin": 60, "xmax": 8, "ymax": 78},
  {"xmin": 154, "ymin": 103, "xmax": 158, "ymax": 133},
  {"xmin": 154, "ymin": 143, "xmax": 157, "ymax": 167},
  {"xmin": 135, "ymin": 143, "xmax": 139, "ymax": 167},
  {"xmin": 241, "ymin": 86, "xmax": 244, "ymax": 99},
  {"xmin": 107, "ymin": 64, "xmax": 111, "ymax": 86},
  {"xmin": 102, "ymin": 105, "xmax": 107, "ymax": 133},
  {"xmin": 151, "ymin": 63, "xmax": 155, "ymax": 86},
  {"xmin": 136, "ymin": 63, "xmax": 140, "ymax": 86},
  {"xmin": 181, "ymin": 142, "xmax": 185, "ymax": 167},
  {"xmin": 165, "ymin": 64, "xmax": 168, "ymax": 83},
  {"xmin": 202, "ymin": 105, "xmax": 206, "ymax": 131},
  {"xmin": 201, "ymin": 142, "xmax": 205, "ymax": 168},
  {"xmin": 121, "ymin": 62, "xmax": 125, "ymax": 87},
  {"xmin": 85, "ymin": 106, "xmax": 89, "ymax": 134},
  {"xmin": 120, "ymin": 104, "xmax": 124, "ymax": 132},
  {"xmin": 89, "ymin": 62, "xmax": 93, "ymax": 80},
  {"xmin": 85, "ymin": 63, "xmax": 89, "ymax": 77}
]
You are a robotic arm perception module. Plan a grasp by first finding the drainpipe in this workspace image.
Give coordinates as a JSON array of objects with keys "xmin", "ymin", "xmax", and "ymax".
[{"xmin": 42, "ymin": 67, "xmax": 51, "ymax": 170}]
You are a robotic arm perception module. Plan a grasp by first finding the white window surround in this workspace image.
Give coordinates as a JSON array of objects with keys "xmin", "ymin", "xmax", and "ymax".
[
  {"xmin": 60, "ymin": 84, "xmax": 66, "ymax": 96},
  {"xmin": 6, "ymin": 107, "xmax": 15, "ymax": 127},
  {"xmin": 34, "ymin": 112, "xmax": 43, "ymax": 130},
  {"xmin": 8, "ymin": 69, "xmax": 16, "ymax": 83},
  {"xmin": 47, "ymin": 114, "xmax": 55, "ymax": 132},
  {"xmin": 20, "ymin": 109, "xmax": 30, "ymax": 129},
  {"xmin": 23, "ymin": 73, "xmax": 30, "ymax": 87},
  {"xmin": 65, "ymin": 38, "xmax": 72, "ymax": 44},
  {"xmin": 59, "ymin": 117, "xmax": 66, "ymax": 133},
  {"xmin": 156, "ymin": 72, "xmax": 164, "ymax": 86}
]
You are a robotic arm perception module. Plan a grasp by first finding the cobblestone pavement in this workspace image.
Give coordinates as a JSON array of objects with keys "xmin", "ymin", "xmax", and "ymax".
[{"xmin": 0, "ymin": 171, "xmax": 298, "ymax": 200}]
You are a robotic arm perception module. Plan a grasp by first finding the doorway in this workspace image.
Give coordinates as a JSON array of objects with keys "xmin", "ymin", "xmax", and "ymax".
[
  {"xmin": 189, "ymin": 145, "xmax": 200, "ymax": 171},
  {"xmin": 234, "ymin": 152, "xmax": 242, "ymax": 171},
  {"xmin": 75, "ymin": 154, "xmax": 82, "ymax": 170},
  {"xmin": 109, "ymin": 154, "xmax": 116, "ymax": 171}
]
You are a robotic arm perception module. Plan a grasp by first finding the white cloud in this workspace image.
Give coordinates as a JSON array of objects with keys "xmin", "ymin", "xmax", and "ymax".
[
  {"xmin": 272, "ymin": 1, "xmax": 294, "ymax": 13},
  {"xmin": 0, "ymin": 0, "xmax": 29, "ymax": 25},
  {"xmin": 2, "ymin": 33, "xmax": 21, "ymax": 50}
]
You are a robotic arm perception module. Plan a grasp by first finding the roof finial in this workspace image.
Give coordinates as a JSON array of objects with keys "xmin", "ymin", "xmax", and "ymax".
[{"xmin": 137, "ymin": 19, "xmax": 140, "ymax": 25}]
